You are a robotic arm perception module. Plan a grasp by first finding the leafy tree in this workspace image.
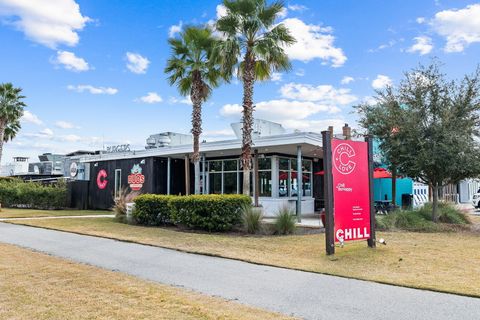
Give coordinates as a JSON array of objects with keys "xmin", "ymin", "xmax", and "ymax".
[
  {"xmin": 165, "ymin": 27, "xmax": 223, "ymax": 194},
  {"xmin": 356, "ymin": 87, "xmax": 405, "ymax": 205},
  {"xmin": 215, "ymin": 0, "xmax": 295, "ymax": 195},
  {"xmin": 357, "ymin": 62, "xmax": 480, "ymax": 221},
  {"xmin": 0, "ymin": 83, "xmax": 25, "ymax": 164}
]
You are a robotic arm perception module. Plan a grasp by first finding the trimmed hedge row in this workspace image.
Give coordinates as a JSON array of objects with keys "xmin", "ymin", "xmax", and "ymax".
[
  {"xmin": 0, "ymin": 178, "xmax": 67, "ymax": 209},
  {"xmin": 133, "ymin": 194, "xmax": 251, "ymax": 232}
]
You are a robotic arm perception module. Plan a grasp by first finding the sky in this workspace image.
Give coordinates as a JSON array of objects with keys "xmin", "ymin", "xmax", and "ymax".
[{"xmin": 1, "ymin": 0, "xmax": 480, "ymax": 164}]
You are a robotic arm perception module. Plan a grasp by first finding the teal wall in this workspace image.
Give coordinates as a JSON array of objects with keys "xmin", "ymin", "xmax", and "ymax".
[{"xmin": 374, "ymin": 177, "xmax": 413, "ymax": 205}]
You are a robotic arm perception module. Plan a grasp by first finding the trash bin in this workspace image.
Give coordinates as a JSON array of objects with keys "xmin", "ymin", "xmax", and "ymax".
[{"xmin": 401, "ymin": 194, "xmax": 413, "ymax": 210}]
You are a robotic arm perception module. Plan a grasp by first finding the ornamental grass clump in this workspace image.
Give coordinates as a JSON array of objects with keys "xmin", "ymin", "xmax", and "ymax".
[
  {"xmin": 274, "ymin": 205, "xmax": 296, "ymax": 235},
  {"xmin": 376, "ymin": 202, "xmax": 471, "ymax": 232},
  {"xmin": 241, "ymin": 203, "xmax": 263, "ymax": 234},
  {"xmin": 112, "ymin": 187, "xmax": 140, "ymax": 223}
]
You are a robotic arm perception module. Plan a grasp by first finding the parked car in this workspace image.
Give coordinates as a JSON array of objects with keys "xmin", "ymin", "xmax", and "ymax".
[{"xmin": 473, "ymin": 189, "xmax": 480, "ymax": 209}]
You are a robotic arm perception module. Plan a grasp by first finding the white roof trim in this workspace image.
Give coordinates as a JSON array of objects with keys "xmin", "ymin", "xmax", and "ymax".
[{"xmin": 80, "ymin": 132, "xmax": 323, "ymax": 163}]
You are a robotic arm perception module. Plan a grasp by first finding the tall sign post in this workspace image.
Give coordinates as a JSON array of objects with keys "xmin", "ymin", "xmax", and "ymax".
[
  {"xmin": 366, "ymin": 136, "xmax": 376, "ymax": 248},
  {"xmin": 322, "ymin": 131, "xmax": 335, "ymax": 255},
  {"xmin": 322, "ymin": 132, "xmax": 375, "ymax": 255}
]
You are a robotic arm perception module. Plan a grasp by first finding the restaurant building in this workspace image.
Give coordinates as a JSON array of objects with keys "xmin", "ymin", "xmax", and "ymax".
[{"xmin": 70, "ymin": 119, "xmax": 329, "ymax": 216}]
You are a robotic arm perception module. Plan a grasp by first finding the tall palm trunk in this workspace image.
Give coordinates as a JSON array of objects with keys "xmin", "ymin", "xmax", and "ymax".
[
  {"xmin": 241, "ymin": 50, "xmax": 255, "ymax": 195},
  {"xmin": 191, "ymin": 72, "xmax": 203, "ymax": 195},
  {"xmin": 0, "ymin": 119, "xmax": 5, "ymax": 165}
]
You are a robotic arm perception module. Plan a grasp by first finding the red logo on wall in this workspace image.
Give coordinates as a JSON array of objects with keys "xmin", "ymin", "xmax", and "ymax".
[
  {"xmin": 97, "ymin": 169, "xmax": 108, "ymax": 190},
  {"xmin": 331, "ymin": 140, "xmax": 371, "ymax": 243},
  {"xmin": 128, "ymin": 164, "xmax": 145, "ymax": 191}
]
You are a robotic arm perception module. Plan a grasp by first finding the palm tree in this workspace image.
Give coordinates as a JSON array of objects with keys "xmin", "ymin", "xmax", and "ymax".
[
  {"xmin": 165, "ymin": 26, "xmax": 223, "ymax": 194},
  {"xmin": 215, "ymin": 0, "xmax": 295, "ymax": 195},
  {"xmin": 0, "ymin": 83, "xmax": 26, "ymax": 164}
]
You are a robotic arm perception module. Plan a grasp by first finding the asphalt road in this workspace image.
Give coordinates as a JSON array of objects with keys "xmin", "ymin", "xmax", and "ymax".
[{"xmin": 1, "ymin": 222, "xmax": 479, "ymax": 320}]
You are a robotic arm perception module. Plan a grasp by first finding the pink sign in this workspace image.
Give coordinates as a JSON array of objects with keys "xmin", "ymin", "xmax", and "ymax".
[
  {"xmin": 97, "ymin": 169, "xmax": 108, "ymax": 190},
  {"xmin": 331, "ymin": 140, "xmax": 371, "ymax": 243}
]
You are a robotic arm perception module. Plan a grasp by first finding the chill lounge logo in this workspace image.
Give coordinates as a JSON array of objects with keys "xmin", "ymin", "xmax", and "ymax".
[
  {"xmin": 333, "ymin": 143, "xmax": 356, "ymax": 175},
  {"xmin": 128, "ymin": 164, "xmax": 145, "ymax": 191}
]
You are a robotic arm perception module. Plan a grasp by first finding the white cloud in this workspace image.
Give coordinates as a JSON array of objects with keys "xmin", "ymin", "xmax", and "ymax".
[
  {"xmin": 280, "ymin": 82, "xmax": 357, "ymax": 105},
  {"xmin": 216, "ymin": 4, "xmax": 227, "ymax": 19},
  {"xmin": 407, "ymin": 36, "xmax": 433, "ymax": 55},
  {"xmin": 169, "ymin": 96, "xmax": 191, "ymax": 105},
  {"xmin": 60, "ymin": 134, "xmax": 82, "ymax": 142},
  {"xmin": 362, "ymin": 96, "xmax": 378, "ymax": 106},
  {"xmin": 281, "ymin": 18, "xmax": 347, "ymax": 67},
  {"xmin": 0, "ymin": 0, "xmax": 90, "ymax": 48},
  {"xmin": 432, "ymin": 4, "xmax": 480, "ymax": 52},
  {"xmin": 137, "ymin": 92, "xmax": 162, "ymax": 104},
  {"xmin": 168, "ymin": 21, "xmax": 182, "ymax": 37},
  {"xmin": 340, "ymin": 76, "xmax": 354, "ymax": 85},
  {"xmin": 54, "ymin": 50, "xmax": 89, "ymax": 72},
  {"xmin": 125, "ymin": 52, "xmax": 150, "ymax": 74},
  {"xmin": 371, "ymin": 75, "xmax": 392, "ymax": 90},
  {"xmin": 278, "ymin": 7, "xmax": 288, "ymax": 19},
  {"xmin": 281, "ymin": 118, "xmax": 346, "ymax": 132},
  {"xmin": 368, "ymin": 39, "xmax": 397, "ymax": 52},
  {"xmin": 39, "ymin": 128, "xmax": 54, "ymax": 137},
  {"xmin": 67, "ymin": 85, "xmax": 118, "ymax": 95},
  {"xmin": 271, "ymin": 72, "xmax": 283, "ymax": 82},
  {"xmin": 21, "ymin": 110, "xmax": 43, "ymax": 125},
  {"xmin": 221, "ymin": 99, "xmax": 340, "ymax": 122},
  {"xmin": 288, "ymin": 4, "xmax": 308, "ymax": 12},
  {"xmin": 55, "ymin": 120, "xmax": 78, "ymax": 129},
  {"xmin": 295, "ymin": 69, "xmax": 305, "ymax": 77},
  {"xmin": 416, "ymin": 17, "xmax": 426, "ymax": 24}
]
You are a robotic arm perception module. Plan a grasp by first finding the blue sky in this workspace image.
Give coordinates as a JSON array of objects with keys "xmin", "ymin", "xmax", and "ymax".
[{"xmin": 1, "ymin": 0, "xmax": 480, "ymax": 163}]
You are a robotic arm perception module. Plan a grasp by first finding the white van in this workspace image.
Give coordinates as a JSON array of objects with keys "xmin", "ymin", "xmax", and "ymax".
[{"xmin": 473, "ymin": 189, "xmax": 480, "ymax": 209}]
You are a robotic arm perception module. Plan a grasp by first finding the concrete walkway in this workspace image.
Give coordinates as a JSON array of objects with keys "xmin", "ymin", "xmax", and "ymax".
[
  {"xmin": 0, "ymin": 214, "xmax": 114, "ymax": 221},
  {"xmin": 0, "ymin": 223, "xmax": 479, "ymax": 320}
]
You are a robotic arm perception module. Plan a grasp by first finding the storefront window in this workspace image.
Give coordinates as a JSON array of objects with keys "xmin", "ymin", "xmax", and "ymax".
[
  {"xmin": 224, "ymin": 172, "xmax": 237, "ymax": 194},
  {"xmin": 259, "ymin": 171, "xmax": 272, "ymax": 197},
  {"xmin": 209, "ymin": 161, "xmax": 222, "ymax": 172},
  {"xmin": 202, "ymin": 158, "xmax": 271, "ymax": 196},
  {"xmin": 223, "ymin": 159, "xmax": 237, "ymax": 171},
  {"xmin": 279, "ymin": 158, "xmax": 313, "ymax": 197},
  {"xmin": 209, "ymin": 172, "xmax": 222, "ymax": 194}
]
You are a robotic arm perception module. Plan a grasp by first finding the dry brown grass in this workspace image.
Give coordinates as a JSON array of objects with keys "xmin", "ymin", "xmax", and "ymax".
[
  {"xmin": 6, "ymin": 217, "xmax": 480, "ymax": 297},
  {"xmin": 0, "ymin": 208, "xmax": 108, "ymax": 219},
  {"xmin": 0, "ymin": 243, "xmax": 294, "ymax": 320}
]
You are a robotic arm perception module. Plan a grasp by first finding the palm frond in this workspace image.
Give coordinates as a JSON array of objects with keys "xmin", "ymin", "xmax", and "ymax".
[{"xmin": 258, "ymin": 0, "xmax": 285, "ymax": 27}]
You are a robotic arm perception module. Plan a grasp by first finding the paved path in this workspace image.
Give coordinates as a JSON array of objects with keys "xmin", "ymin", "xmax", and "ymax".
[
  {"xmin": 0, "ymin": 214, "xmax": 114, "ymax": 221},
  {"xmin": 0, "ymin": 223, "xmax": 479, "ymax": 320}
]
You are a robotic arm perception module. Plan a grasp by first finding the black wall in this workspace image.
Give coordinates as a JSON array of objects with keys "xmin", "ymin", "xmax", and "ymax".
[
  {"xmin": 84, "ymin": 157, "xmax": 189, "ymax": 210},
  {"xmin": 67, "ymin": 180, "xmax": 90, "ymax": 210}
]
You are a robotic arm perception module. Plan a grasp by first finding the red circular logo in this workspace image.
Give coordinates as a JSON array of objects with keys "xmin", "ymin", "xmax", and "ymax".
[
  {"xmin": 97, "ymin": 169, "xmax": 108, "ymax": 189},
  {"xmin": 333, "ymin": 143, "xmax": 356, "ymax": 175}
]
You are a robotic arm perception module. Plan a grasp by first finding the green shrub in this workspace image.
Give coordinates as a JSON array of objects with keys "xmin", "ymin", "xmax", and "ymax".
[
  {"xmin": 170, "ymin": 194, "xmax": 251, "ymax": 232},
  {"xmin": 274, "ymin": 205, "xmax": 296, "ymax": 235},
  {"xmin": 133, "ymin": 194, "xmax": 174, "ymax": 226},
  {"xmin": 241, "ymin": 203, "xmax": 263, "ymax": 234},
  {"xmin": 376, "ymin": 202, "xmax": 471, "ymax": 232},
  {"xmin": 420, "ymin": 202, "xmax": 471, "ymax": 224},
  {"xmin": 0, "ymin": 179, "xmax": 67, "ymax": 209}
]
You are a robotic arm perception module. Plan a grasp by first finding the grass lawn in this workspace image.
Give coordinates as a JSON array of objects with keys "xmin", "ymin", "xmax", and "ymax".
[
  {"xmin": 0, "ymin": 243, "xmax": 293, "ymax": 320},
  {"xmin": 6, "ymin": 217, "xmax": 480, "ymax": 298},
  {"xmin": 0, "ymin": 208, "xmax": 110, "ymax": 219}
]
